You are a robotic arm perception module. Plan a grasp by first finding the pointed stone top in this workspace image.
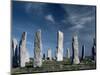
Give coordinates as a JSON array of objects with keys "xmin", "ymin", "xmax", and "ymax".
[
  {"xmin": 22, "ymin": 32, "xmax": 27, "ymax": 35},
  {"xmin": 82, "ymin": 45, "xmax": 85, "ymax": 47},
  {"xmin": 22, "ymin": 32, "xmax": 27, "ymax": 40},
  {"xmin": 36, "ymin": 29, "xmax": 41, "ymax": 35},
  {"xmin": 72, "ymin": 32, "xmax": 78, "ymax": 40},
  {"xmin": 48, "ymin": 48, "xmax": 51, "ymax": 52},
  {"xmin": 12, "ymin": 38, "xmax": 17, "ymax": 45},
  {"xmin": 67, "ymin": 48, "xmax": 69, "ymax": 50},
  {"xmin": 73, "ymin": 32, "xmax": 77, "ymax": 37},
  {"xmin": 37, "ymin": 29, "xmax": 41, "ymax": 32}
]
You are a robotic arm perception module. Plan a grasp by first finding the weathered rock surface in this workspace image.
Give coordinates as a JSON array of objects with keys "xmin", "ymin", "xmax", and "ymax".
[
  {"xmin": 56, "ymin": 31, "xmax": 63, "ymax": 61},
  {"xmin": 19, "ymin": 32, "xmax": 29, "ymax": 67},
  {"xmin": 72, "ymin": 34, "xmax": 80, "ymax": 64},
  {"xmin": 34, "ymin": 29, "xmax": 42, "ymax": 67}
]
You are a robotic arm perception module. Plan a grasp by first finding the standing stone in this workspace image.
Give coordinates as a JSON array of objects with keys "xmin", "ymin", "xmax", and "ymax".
[
  {"xmin": 92, "ymin": 38, "xmax": 96, "ymax": 61},
  {"xmin": 72, "ymin": 34, "xmax": 80, "ymax": 64},
  {"xmin": 47, "ymin": 48, "xmax": 52, "ymax": 60},
  {"xmin": 55, "ymin": 47, "xmax": 57, "ymax": 60},
  {"xmin": 12, "ymin": 38, "xmax": 19, "ymax": 67},
  {"xmin": 43, "ymin": 53, "xmax": 45, "ymax": 61},
  {"xmin": 19, "ymin": 32, "xmax": 29, "ymax": 67},
  {"xmin": 25, "ymin": 48, "xmax": 30, "ymax": 63},
  {"xmin": 66, "ymin": 48, "xmax": 70, "ymax": 59},
  {"xmin": 12, "ymin": 38, "xmax": 18, "ymax": 54},
  {"xmin": 34, "ymin": 29, "xmax": 42, "ymax": 67},
  {"xmin": 56, "ymin": 31, "xmax": 63, "ymax": 61},
  {"xmin": 81, "ymin": 45, "xmax": 85, "ymax": 61}
]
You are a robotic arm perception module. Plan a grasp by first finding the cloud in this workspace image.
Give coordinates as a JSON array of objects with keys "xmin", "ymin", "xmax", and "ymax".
[
  {"xmin": 70, "ymin": 24, "xmax": 84, "ymax": 30},
  {"xmin": 80, "ymin": 33, "xmax": 95, "ymax": 43},
  {"xmin": 61, "ymin": 5, "xmax": 95, "ymax": 31},
  {"xmin": 25, "ymin": 2, "xmax": 46, "ymax": 14},
  {"xmin": 69, "ymin": 13, "xmax": 94, "ymax": 30},
  {"xmin": 45, "ymin": 14, "xmax": 55, "ymax": 23}
]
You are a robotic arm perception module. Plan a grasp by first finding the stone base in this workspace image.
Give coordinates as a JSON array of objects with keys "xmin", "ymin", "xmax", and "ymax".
[{"xmin": 73, "ymin": 58, "xmax": 80, "ymax": 64}]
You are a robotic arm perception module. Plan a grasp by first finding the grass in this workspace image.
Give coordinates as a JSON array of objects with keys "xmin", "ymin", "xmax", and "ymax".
[{"xmin": 11, "ymin": 58, "xmax": 96, "ymax": 75}]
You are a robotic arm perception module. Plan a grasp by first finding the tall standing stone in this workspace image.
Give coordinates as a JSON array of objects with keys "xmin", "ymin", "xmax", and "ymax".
[
  {"xmin": 19, "ymin": 32, "xmax": 29, "ymax": 67},
  {"xmin": 34, "ymin": 29, "xmax": 42, "ymax": 67},
  {"xmin": 56, "ymin": 31, "xmax": 63, "ymax": 61},
  {"xmin": 12, "ymin": 38, "xmax": 19, "ymax": 67},
  {"xmin": 66, "ymin": 48, "xmax": 70, "ymax": 59},
  {"xmin": 47, "ymin": 48, "xmax": 52, "ymax": 60},
  {"xmin": 72, "ymin": 34, "xmax": 80, "ymax": 64},
  {"xmin": 81, "ymin": 45, "xmax": 85, "ymax": 61}
]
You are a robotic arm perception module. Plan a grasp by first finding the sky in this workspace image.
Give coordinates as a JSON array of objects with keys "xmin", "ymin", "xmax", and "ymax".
[{"xmin": 12, "ymin": 1, "xmax": 96, "ymax": 58}]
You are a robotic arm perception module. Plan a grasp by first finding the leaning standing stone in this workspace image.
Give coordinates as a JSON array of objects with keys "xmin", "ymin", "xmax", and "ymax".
[{"xmin": 19, "ymin": 32, "xmax": 28, "ymax": 67}]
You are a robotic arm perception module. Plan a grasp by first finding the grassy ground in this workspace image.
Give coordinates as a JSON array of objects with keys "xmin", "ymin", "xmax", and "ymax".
[{"xmin": 11, "ymin": 58, "xmax": 96, "ymax": 75}]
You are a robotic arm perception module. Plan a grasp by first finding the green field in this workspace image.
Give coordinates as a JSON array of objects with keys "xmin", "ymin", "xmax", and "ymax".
[{"xmin": 11, "ymin": 58, "xmax": 96, "ymax": 75}]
